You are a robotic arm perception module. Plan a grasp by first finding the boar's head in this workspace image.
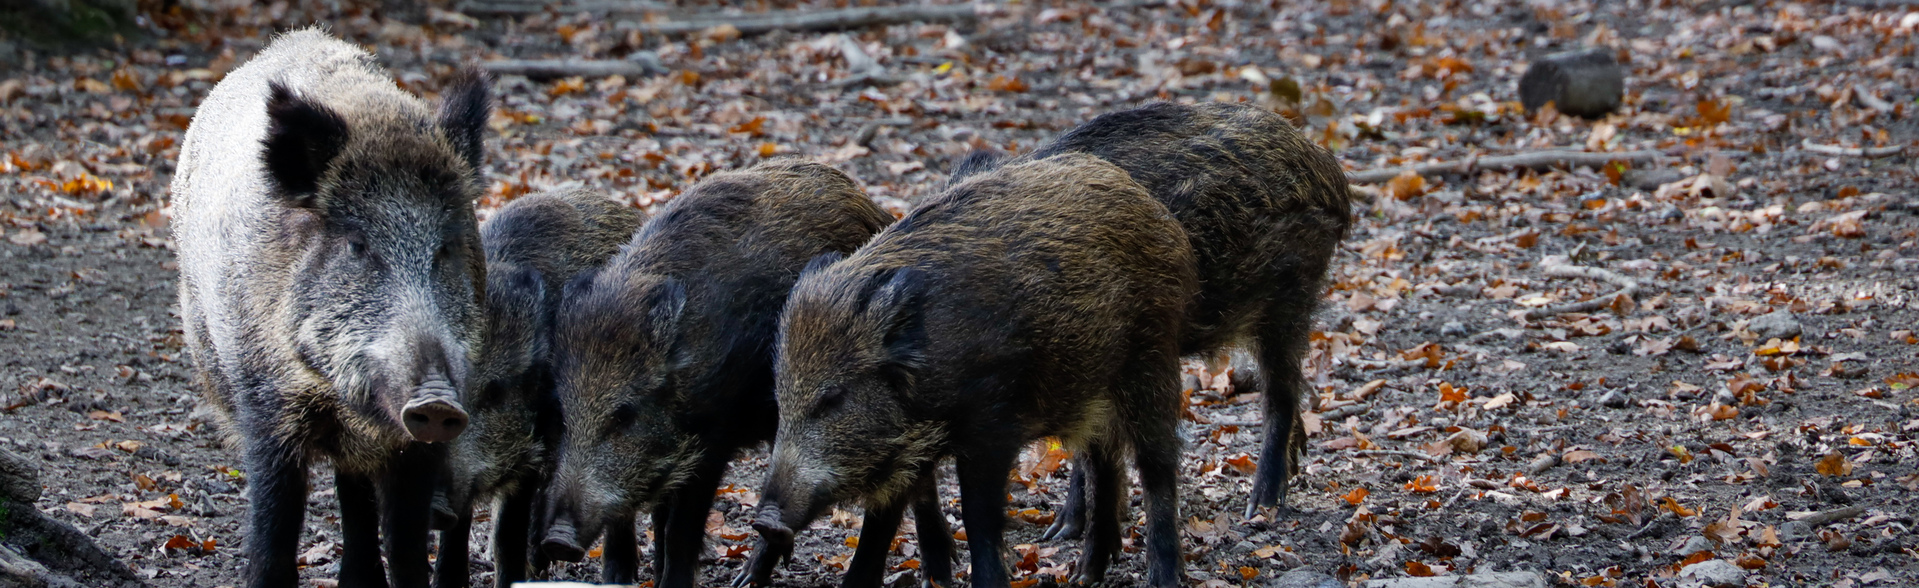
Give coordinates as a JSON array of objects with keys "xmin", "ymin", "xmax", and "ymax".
[
  {"xmin": 447, "ymin": 263, "xmax": 555, "ymax": 506},
  {"xmin": 540, "ymin": 269, "xmax": 698, "ymax": 560},
  {"xmin": 260, "ymin": 70, "xmax": 491, "ymax": 445},
  {"xmin": 757, "ymin": 257, "xmax": 945, "ymax": 540}
]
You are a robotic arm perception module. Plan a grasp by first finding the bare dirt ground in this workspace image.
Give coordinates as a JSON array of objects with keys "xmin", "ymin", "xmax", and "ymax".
[{"xmin": 2, "ymin": 1, "xmax": 1917, "ymax": 587}]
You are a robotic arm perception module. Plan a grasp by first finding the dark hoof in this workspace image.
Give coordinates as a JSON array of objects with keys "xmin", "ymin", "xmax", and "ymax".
[{"xmin": 1041, "ymin": 515, "xmax": 1083, "ymax": 542}]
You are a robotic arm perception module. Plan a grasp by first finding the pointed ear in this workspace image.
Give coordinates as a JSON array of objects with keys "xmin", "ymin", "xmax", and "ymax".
[
  {"xmin": 862, "ymin": 267, "xmax": 926, "ymax": 373},
  {"xmin": 801, "ymin": 251, "xmax": 844, "ymax": 277},
  {"xmin": 261, "ymin": 82, "xmax": 349, "ymax": 206},
  {"xmin": 645, "ymin": 278, "xmax": 687, "ymax": 345},
  {"xmin": 437, "ymin": 68, "xmax": 492, "ymax": 173}
]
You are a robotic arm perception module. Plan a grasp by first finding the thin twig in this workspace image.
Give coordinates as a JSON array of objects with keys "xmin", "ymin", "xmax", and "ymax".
[
  {"xmin": 1349, "ymin": 449, "xmax": 1441, "ymax": 463},
  {"xmin": 1523, "ymin": 264, "xmax": 1641, "ymax": 319},
  {"xmin": 482, "ymin": 59, "xmax": 661, "ymax": 79},
  {"xmin": 1347, "ymin": 150, "xmax": 1662, "ymax": 184},
  {"xmin": 1801, "ymin": 139, "xmax": 1906, "ymax": 158},
  {"xmin": 618, "ymin": 4, "xmax": 983, "ymax": 36}
]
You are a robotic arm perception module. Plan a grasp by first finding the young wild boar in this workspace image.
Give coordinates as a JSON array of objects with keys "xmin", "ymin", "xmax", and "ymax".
[
  {"xmin": 539, "ymin": 160, "xmax": 894, "ymax": 588},
  {"xmin": 950, "ymin": 102, "xmax": 1352, "ymax": 522},
  {"xmin": 170, "ymin": 29, "xmax": 491, "ymax": 588},
  {"xmin": 751, "ymin": 154, "xmax": 1199, "ymax": 588},
  {"xmin": 434, "ymin": 189, "xmax": 644, "ymax": 588}
]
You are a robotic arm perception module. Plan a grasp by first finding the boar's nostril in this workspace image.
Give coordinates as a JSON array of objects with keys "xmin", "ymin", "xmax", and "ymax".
[
  {"xmin": 541, "ymin": 517, "xmax": 586, "ymax": 562},
  {"xmin": 401, "ymin": 398, "xmax": 468, "ymax": 443}
]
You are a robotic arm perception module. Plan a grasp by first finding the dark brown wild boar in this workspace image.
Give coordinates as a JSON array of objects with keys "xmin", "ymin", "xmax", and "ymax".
[
  {"xmin": 170, "ymin": 28, "xmax": 491, "ymax": 588},
  {"xmin": 750, "ymin": 154, "xmax": 1199, "ymax": 588},
  {"xmin": 950, "ymin": 101, "xmax": 1351, "ymax": 522},
  {"xmin": 435, "ymin": 189, "xmax": 644, "ymax": 588},
  {"xmin": 539, "ymin": 160, "xmax": 895, "ymax": 588}
]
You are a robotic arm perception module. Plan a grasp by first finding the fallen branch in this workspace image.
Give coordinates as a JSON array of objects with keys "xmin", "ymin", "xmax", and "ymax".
[
  {"xmin": 1349, "ymin": 449, "xmax": 1441, "ymax": 462},
  {"xmin": 482, "ymin": 59, "xmax": 662, "ymax": 79},
  {"xmin": 619, "ymin": 4, "xmax": 982, "ymax": 37},
  {"xmin": 1523, "ymin": 264, "xmax": 1640, "ymax": 319},
  {"xmin": 1779, "ymin": 505, "xmax": 1866, "ymax": 540},
  {"xmin": 1347, "ymin": 150, "xmax": 1661, "ymax": 184},
  {"xmin": 1800, "ymin": 139, "xmax": 1906, "ymax": 158}
]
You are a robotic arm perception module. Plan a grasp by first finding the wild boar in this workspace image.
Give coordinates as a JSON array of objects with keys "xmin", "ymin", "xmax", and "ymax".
[{"xmin": 171, "ymin": 28, "xmax": 491, "ymax": 588}]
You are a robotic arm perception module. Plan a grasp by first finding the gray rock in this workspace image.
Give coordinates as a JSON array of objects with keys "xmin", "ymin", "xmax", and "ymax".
[
  {"xmin": 1440, "ymin": 321, "xmax": 1469, "ymax": 338},
  {"xmin": 1597, "ymin": 389, "xmax": 1628, "ymax": 408},
  {"xmin": 1679, "ymin": 535, "xmax": 1714, "ymax": 555},
  {"xmin": 1622, "ymin": 168, "xmax": 1687, "ymax": 191},
  {"xmin": 1361, "ymin": 571, "xmax": 1546, "ymax": 588},
  {"xmin": 1518, "ymin": 49, "xmax": 1624, "ymax": 118},
  {"xmin": 1747, "ymin": 310, "xmax": 1802, "ymax": 340},
  {"xmin": 625, "ymin": 50, "xmax": 667, "ymax": 76},
  {"xmin": 1273, "ymin": 569, "xmax": 1343, "ymax": 588},
  {"xmin": 1678, "ymin": 559, "xmax": 1745, "ymax": 587}
]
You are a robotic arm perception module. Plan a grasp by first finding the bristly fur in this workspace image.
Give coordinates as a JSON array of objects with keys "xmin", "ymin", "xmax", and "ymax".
[
  {"xmin": 170, "ymin": 26, "xmax": 494, "ymax": 587},
  {"xmin": 543, "ymin": 159, "xmax": 891, "ymax": 587},
  {"xmin": 763, "ymin": 154, "xmax": 1198, "ymax": 586},
  {"xmin": 947, "ymin": 101, "xmax": 1352, "ymax": 512}
]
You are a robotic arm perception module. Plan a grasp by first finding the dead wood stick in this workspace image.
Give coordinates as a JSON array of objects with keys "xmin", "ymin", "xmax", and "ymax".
[
  {"xmin": 1349, "ymin": 449, "xmax": 1441, "ymax": 462},
  {"xmin": 619, "ymin": 4, "xmax": 982, "ymax": 36},
  {"xmin": 1347, "ymin": 150, "xmax": 1661, "ymax": 184},
  {"xmin": 482, "ymin": 59, "xmax": 660, "ymax": 79},
  {"xmin": 1524, "ymin": 264, "xmax": 1640, "ymax": 319},
  {"xmin": 1792, "ymin": 505, "xmax": 1867, "ymax": 528},
  {"xmin": 1800, "ymin": 139, "xmax": 1906, "ymax": 158}
]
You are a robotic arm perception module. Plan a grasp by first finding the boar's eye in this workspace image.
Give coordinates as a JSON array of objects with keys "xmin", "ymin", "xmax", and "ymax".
[
  {"xmin": 608, "ymin": 401, "xmax": 639, "ymax": 432},
  {"xmin": 346, "ymin": 233, "xmax": 369, "ymax": 257},
  {"xmin": 435, "ymin": 240, "xmax": 455, "ymax": 265},
  {"xmin": 810, "ymin": 384, "xmax": 847, "ymax": 418}
]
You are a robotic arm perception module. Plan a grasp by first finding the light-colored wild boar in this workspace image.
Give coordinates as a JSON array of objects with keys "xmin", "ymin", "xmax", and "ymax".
[{"xmin": 170, "ymin": 28, "xmax": 491, "ymax": 588}]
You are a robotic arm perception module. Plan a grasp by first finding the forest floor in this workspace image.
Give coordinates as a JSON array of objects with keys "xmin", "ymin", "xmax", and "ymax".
[{"xmin": 2, "ymin": 1, "xmax": 1917, "ymax": 587}]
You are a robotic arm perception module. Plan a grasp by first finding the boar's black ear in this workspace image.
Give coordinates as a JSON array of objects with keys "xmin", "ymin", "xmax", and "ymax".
[
  {"xmin": 262, "ymin": 82, "xmax": 349, "ymax": 206},
  {"xmin": 801, "ymin": 251, "xmax": 844, "ymax": 277},
  {"xmin": 645, "ymin": 277, "xmax": 687, "ymax": 343},
  {"xmin": 865, "ymin": 267, "xmax": 926, "ymax": 372},
  {"xmin": 437, "ymin": 68, "xmax": 492, "ymax": 173},
  {"xmin": 946, "ymin": 148, "xmax": 1004, "ymax": 187}
]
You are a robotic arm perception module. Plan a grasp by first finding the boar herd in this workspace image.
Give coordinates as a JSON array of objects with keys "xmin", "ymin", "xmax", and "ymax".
[{"xmin": 169, "ymin": 30, "xmax": 1350, "ymax": 588}]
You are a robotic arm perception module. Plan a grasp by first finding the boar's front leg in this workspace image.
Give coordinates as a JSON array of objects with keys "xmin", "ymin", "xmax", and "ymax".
[
  {"xmin": 489, "ymin": 485, "xmax": 535, "ymax": 587},
  {"xmin": 909, "ymin": 482, "xmax": 953, "ymax": 588},
  {"xmin": 841, "ymin": 496, "xmax": 908, "ymax": 588},
  {"xmin": 954, "ymin": 445, "xmax": 1021, "ymax": 588},
  {"xmin": 431, "ymin": 501, "xmax": 472, "ymax": 588},
  {"xmin": 382, "ymin": 442, "xmax": 444, "ymax": 587},
  {"xmin": 243, "ymin": 436, "xmax": 311, "ymax": 588},
  {"xmin": 656, "ymin": 458, "xmax": 728, "ymax": 588},
  {"xmin": 600, "ymin": 511, "xmax": 641, "ymax": 585},
  {"xmin": 338, "ymin": 470, "xmax": 389, "ymax": 587}
]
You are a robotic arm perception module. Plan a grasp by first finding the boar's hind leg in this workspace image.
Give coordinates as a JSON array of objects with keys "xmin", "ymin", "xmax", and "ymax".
[
  {"xmin": 841, "ymin": 496, "xmax": 908, "ymax": 588},
  {"xmin": 954, "ymin": 443, "xmax": 1021, "ymax": 588},
  {"xmin": 655, "ymin": 458, "xmax": 728, "ymax": 588},
  {"xmin": 1245, "ymin": 303, "xmax": 1315, "ymax": 518},
  {"xmin": 909, "ymin": 480, "xmax": 954, "ymax": 588},
  {"xmin": 600, "ymin": 510, "xmax": 641, "ymax": 585},
  {"xmin": 488, "ymin": 486, "xmax": 536, "ymax": 587},
  {"xmin": 244, "ymin": 437, "xmax": 310, "ymax": 588},
  {"xmin": 1067, "ymin": 444, "xmax": 1125, "ymax": 585},
  {"xmin": 338, "ymin": 470, "xmax": 389, "ymax": 587},
  {"xmin": 1038, "ymin": 461, "xmax": 1086, "ymax": 542},
  {"xmin": 431, "ymin": 502, "xmax": 471, "ymax": 588},
  {"xmin": 381, "ymin": 442, "xmax": 445, "ymax": 587}
]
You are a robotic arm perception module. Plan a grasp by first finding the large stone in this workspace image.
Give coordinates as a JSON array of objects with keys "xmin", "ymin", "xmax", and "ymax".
[
  {"xmin": 1273, "ymin": 569, "xmax": 1344, "ymax": 588},
  {"xmin": 1361, "ymin": 570, "xmax": 1547, "ymax": 588},
  {"xmin": 1518, "ymin": 49, "xmax": 1625, "ymax": 118},
  {"xmin": 1747, "ymin": 310, "xmax": 1802, "ymax": 340},
  {"xmin": 1678, "ymin": 559, "xmax": 1746, "ymax": 587}
]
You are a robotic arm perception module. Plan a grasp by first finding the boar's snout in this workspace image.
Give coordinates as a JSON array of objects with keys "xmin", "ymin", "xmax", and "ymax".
[
  {"xmin": 402, "ymin": 377, "xmax": 467, "ymax": 442},
  {"xmin": 541, "ymin": 509, "xmax": 587, "ymax": 562}
]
